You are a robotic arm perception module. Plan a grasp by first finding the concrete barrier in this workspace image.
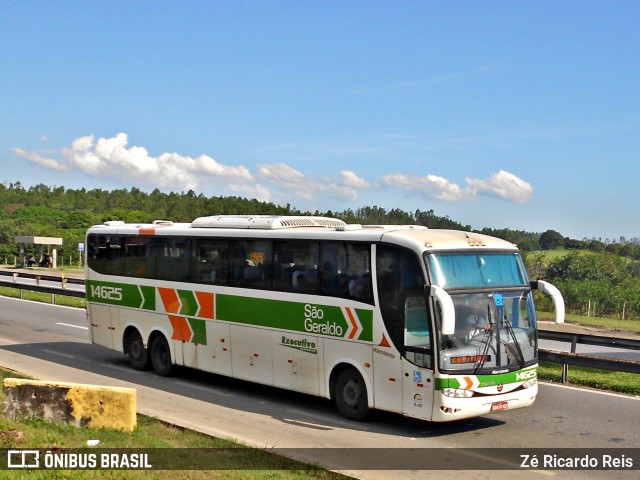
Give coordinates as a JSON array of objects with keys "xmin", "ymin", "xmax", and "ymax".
[{"xmin": 2, "ymin": 378, "xmax": 136, "ymax": 432}]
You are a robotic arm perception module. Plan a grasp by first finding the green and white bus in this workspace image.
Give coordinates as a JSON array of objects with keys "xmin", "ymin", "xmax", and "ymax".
[{"xmin": 85, "ymin": 215, "xmax": 564, "ymax": 422}]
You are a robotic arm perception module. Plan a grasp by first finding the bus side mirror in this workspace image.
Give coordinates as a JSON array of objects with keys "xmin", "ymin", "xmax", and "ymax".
[
  {"xmin": 531, "ymin": 280, "xmax": 565, "ymax": 324},
  {"xmin": 429, "ymin": 285, "xmax": 456, "ymax": 335}
]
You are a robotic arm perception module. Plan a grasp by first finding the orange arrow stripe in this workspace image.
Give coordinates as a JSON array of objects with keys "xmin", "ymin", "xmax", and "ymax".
[
  {"xmin": 195, "ymin": 291, "xmax": 214, "ymax": 319},
  {"xmin": 345, "ymin": 307, "xmax": 359, "ymax": 339},
  {"xmin": 159, "ymin": 288, "xmax": 180, "ymax": 314},
  {"xmin": 169, "ymin": 315, "xmax": 191, "ymax": 342},
  {"xmin": 462, "ymin": 377, "xmax": 474, "ymax": 390}
]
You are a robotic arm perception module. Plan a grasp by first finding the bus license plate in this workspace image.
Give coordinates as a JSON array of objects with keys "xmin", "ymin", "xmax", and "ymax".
[{"xmin": 491, "ymin": 401, "xmax": 509, "ymax": 412}]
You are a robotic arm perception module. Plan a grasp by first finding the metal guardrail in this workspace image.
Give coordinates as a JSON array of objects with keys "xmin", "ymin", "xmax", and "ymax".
[
  {"xmin": 538, "ymin": 349, "xmax": 640, "ymax": 376},
  {"xmin": 0, "ymin": 272, "xmax": 85, "ymax": 300},
  {"xmin": 1, "ymin": 271, "xmax": 638, "ymax": 379},
  {"xmin": 538, "ymin": 330, "xmax": 640, "ymax": 351},
  {"xmin": 0, "ymin": 270, "xmax": 84, "ymax": 285},
  {"xmin": 538, "ymin": 330, "xmax": 640, "ymax": 380}
]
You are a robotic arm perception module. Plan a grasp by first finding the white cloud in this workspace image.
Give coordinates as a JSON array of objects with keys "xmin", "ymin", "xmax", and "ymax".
[
  {"xmin": 17, "ymin": 133, "xmax": 253, "ymax": 193},
  {"xmin": 227, "ymin": 182, "xmax": 272, "ymax": 202},
  {"xmin": 256, "ymin": 163, "xmax": 305, "ymax": 189},
  {"xmin": 383, "ymin": 170, "xmax": 533, "ymax": 204},
  {"xmin": 382, "ymin": 173, "xmax": 469, "ymax": 202},
  {"xmin": 12, "ymin": 147, "xmax": 69, "ymax": 172},
  {"xmin": 340, "ymin": 170, "xmax": 370, "ymax": 188},
  {"xmin": 466, "ymin": 170, "xmax": 534, "ymax": 204},
  {"xmin": 12, "ymin": 133, "xmax": 533, "ymax": 208},
  {"xmin": 256, "ymin": 163, "xmax": 362, "ymax": 202}
]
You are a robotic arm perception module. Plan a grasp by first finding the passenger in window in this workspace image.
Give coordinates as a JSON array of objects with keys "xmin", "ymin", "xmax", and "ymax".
[{"xmin": 348, "ymin": 272, "xmax": 372, "ymax": 301}]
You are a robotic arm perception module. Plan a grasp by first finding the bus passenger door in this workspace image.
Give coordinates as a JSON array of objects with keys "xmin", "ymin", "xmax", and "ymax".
[
  {"xmin": 401, "ymin": 296, "xmax": 435, "ymax": 420},
  {"xmin": 375, "ymin": 244, "xmax": 431, "ymax": 415}
]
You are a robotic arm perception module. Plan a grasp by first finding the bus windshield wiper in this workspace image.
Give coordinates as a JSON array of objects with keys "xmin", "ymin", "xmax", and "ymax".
[
  {"xmin": 504, "ymin": 318, "xmax": 526, "ymax": 368},
  {"xmin": 474, "ymin": 304, "xmax": 494, "ymax": 374}
]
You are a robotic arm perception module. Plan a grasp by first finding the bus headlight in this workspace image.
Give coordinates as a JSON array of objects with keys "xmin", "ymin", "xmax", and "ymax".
[
  {"xmin": 441, "ymin": 388, "xmax": 474, "ymax": 398},
  {"xmin": 522, "ymin": 378, "xmax": 537, "ymax": 389}
]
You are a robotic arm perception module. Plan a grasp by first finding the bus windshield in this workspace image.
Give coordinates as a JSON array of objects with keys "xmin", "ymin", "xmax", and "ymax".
[
  {"xmin": 426, "ymin": 252, "xmax": 528, "ymax": 289},
  {"xmin": 437, "ymin": 290, "xmax": 537, "ymax": 373},
  {"xmin": 425, "ymin": 252, "xmax": 537, "ymax": 373}
]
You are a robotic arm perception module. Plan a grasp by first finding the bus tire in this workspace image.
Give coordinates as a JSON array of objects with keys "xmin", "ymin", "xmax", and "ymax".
[
  {"xmin": 334, "ymin": 367, "xmax": 369, "ymax": 421},
  {"xmin": 150, "ymin": 335, "xmax": 173, "ymax": 377},
  {"xmin": 126, "ymin": 329, "xmax": 149, "ymax": 370}
]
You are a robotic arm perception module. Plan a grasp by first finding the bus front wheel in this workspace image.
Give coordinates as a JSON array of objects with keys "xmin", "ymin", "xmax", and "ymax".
[
  {"xmin": 126, "ymin": 329, "xmax": 149, "ymax": 370},
  {"xmin": 334, "ymin": 368, "xmax": 369, "ymax": 421},
  {"xmin": 150, "ymin": 335, "xmax": 173, "ymax": 376}
]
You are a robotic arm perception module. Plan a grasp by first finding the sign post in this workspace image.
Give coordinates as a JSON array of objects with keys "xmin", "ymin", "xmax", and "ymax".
[{"xmin": 78, "ymin": 242, "xmax": 85, "ymax": 267}]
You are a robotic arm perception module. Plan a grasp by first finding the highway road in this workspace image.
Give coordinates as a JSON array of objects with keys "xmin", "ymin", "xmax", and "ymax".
[{"xmin": 0, "ymin": 296, "xmax": 638, "ymax": 479}]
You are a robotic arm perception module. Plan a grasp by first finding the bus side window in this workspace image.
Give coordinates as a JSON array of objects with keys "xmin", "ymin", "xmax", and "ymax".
[
  {"xmin": 193, "ymin": 239, "xmax": 229, "ymax": 285},
  {"xmin": 319, "ymin": 242, "xmax": 372, "ymax": 303},
  {"xmin": 121, "ymin": 236, "xmax": 149, "ymax": 277},
  {"xmin": 345, "ymin": 243, "xmax": 373, "ymax": 303},
  {"xmin": 230, "ymin": 240, "xmax": 272, "ymax": 289},
  {"xmin": 273, "ymin": 241, "xmax": 320, "ymax": 294},
  {"xmin": 87, "ymin": 234, "xmax": 108, "ymax": 274}
]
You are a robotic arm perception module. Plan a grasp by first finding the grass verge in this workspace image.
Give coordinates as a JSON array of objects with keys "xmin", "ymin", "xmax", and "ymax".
[
  {"xmin": 561, "ymin": 313, "xmax": 640, "ymax": 334},
  {"xmin": 0, "ymin": 369, "xmax": 351, "ymax": 479},
  {"xmin": 538, "ymin": 311, "xmax": 640, "ymax": 334},
  {"xmin": 0, "ymin": 286, "xmax": 85, "ymax": 309},
  {"xmin": 538, "ymin": 362, "xmax": 640, "ymax": 396}
]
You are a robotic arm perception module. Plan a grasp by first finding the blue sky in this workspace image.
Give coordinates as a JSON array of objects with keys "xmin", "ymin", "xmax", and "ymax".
[{"xmin": 2, "ymin": 2, "xmax": 639, "ymax": 241}]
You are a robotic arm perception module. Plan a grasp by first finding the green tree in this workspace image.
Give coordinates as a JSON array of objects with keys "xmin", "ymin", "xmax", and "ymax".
[{"xmin": 540, "ymin": 229, "xmax": 565, "ymax": 250}]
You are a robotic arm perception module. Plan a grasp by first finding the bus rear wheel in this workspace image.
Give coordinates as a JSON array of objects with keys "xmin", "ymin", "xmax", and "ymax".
[
  {"xmin": 150, "ymin": 335, "xmax": 173, "ymax": 376},
  {"xmin": 334, "ymin": 368, "xmax": 369, "ymax": 421},
  {"xmin": 126, "ymin": 329, "xmax": 149, "ymax": 370}
]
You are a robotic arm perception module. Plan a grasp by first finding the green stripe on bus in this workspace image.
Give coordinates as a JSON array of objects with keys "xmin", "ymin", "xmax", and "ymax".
[
  {"xmin": 355, "ymin": 308, "xmax": 373, "ymax": 341},
  {"xmin": 87, "ymin": 280, "xmax": 373, "ymax": 342},
  {"xmin": 217, "ymin": 294, "xmax": 373, "ymax": 341},
  {"xmin": 188, "ymin": 318, "xmax": 207, "ymax": 345},
  {"xmin": 178, "ymin": 289, "xmax": 198, "ymax": 317},
  {"xmin": 435, "ymin": 366, "xmax": 537, "ymax": 390},
  {"xmin": 140, "ymin": 285, "xmax": 155, "ymax": 310},
  {"xmin": 87, "ymin": 280, "xmax": 151, "ymax": 310}
]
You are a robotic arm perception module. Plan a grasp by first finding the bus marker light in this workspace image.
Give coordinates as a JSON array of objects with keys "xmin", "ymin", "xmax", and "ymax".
[{"xmin": 364, "ymin": 362, "xmax": 371, "ymax": 368}]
